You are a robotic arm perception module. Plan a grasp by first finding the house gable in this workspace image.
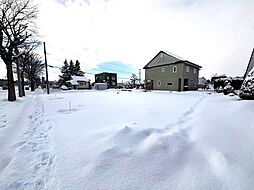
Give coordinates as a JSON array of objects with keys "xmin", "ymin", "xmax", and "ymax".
[
  {"xmin": 143, "ymin": 51, "xmax": 201, "ymax": 69},
  {"xmin": 244, "ymin": 48, "xmax": 254, "ymax": 78}
]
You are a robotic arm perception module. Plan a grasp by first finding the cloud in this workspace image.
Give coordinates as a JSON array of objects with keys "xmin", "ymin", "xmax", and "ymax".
[
  {"xmin": 1, "ymin": 0, "xmax": 254, "ymax": 80},
  {"xmin": 55, "ymin": 0, "xmax": 90, "ymax": 6},
  {"xmin": 88, "ymin": 61, "xmax": 135, "ymax": 81}
]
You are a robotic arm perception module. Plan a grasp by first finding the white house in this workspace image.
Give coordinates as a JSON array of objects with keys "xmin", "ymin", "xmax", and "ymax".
[{"xmin": 67, "ymin": 76, "xmax": 91, "ymax": 90}]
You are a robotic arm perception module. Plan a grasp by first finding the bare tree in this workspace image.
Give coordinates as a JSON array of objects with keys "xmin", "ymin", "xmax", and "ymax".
[
  {"xmin": 23, "ymin": 52, "xmax": 44, "ymax": 91},
  {"xmin": 0, "ymin": 0, "xmax": 38, "ymax": 101},
  {"xmin": 130, "ymin": 73, "xmax": 138, "ymax": 88},
  {"xmin": 17, "ymin": 42, "xmax": 39, "ymax": 95}
]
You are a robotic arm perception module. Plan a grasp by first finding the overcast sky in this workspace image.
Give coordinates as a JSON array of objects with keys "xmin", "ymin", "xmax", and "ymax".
[{"xmin": 1, "ymin": 0, "xmax": 254, "ymax": 81}]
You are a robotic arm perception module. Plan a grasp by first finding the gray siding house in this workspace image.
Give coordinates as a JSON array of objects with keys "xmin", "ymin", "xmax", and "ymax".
[{"xmin": 144, "ymin": 51, "xmax": 202, "ymax": 91}]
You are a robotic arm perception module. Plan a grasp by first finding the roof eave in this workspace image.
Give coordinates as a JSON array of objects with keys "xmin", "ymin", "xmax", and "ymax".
[
  {"xmin": 144, "ymin": 60, "xmax": 201, "ymax": 69},
  {"xmin": 244, "ymin": 48, "xmax": 254, "ymax": 78}
]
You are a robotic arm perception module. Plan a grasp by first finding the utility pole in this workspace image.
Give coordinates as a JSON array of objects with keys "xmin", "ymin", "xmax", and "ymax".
[
  {"xmin": 43, "ymin": 42, "xmax": 50, "ymax": 94},
  {"xmin": 139, "ymin": 69, "xmax": 141, "ymax": 84}
]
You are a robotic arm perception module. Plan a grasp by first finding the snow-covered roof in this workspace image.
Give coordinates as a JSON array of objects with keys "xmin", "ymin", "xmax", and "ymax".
[
  {"xmin": 68, "ymin": 76, "xmax": 90, "ymax": 85},
  {"xmin": 244, "ymin": 48, "xmax": 254, "ymax": 78},
  {"xmin": 143, "ymin": 50, "xmax": 201, "ymax": 69},
  {"xmin": 162, "ymin": 50, "xmax": 185, "ymax": 60},
  {"xmin": 214, "ymin": 77, "xmax": 244, "ymax": 82}
]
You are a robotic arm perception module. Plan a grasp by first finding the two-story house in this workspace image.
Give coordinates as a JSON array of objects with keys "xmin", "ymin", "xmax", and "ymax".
[
  {"xmin": 95, "ymin": 72, "xmax": 117, "ymax": 88},
  {"xmin": 244, "ymin": 48, "xmax": 254, "ymax": 78},
  {"xmin": 143, "ymin": 51, "xmax": 202, "ymax": 91}
]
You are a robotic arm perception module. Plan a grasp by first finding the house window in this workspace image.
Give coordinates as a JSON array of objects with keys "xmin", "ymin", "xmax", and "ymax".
[
  {"xmin": 107, "ymin": 76, "xmax": 109, "ymax": 80},
  {"xmin": 162, "ymin": 68, "xmax": 165, "ymax": 72},
  {"xmin": 193, "ymin": 68, "xmax": 197, "ymax": 74},
  {"xmin": 112, "ymin": 81, "xmax": 116, "ymax": 86},
  {"xmin": 186, "ymin": 66, "xmax": 190, "ymax": 73},
  {"xmin": 160, "ymin": 53, "xmax": 163, "ymax": 58},
  {"xmin": 166, "ymin": 82, "xmax": 173, "ymax": 86},
  {"xmin": 157, "ymin": 80, "xmax": 161, "ymax": 86},
  {"xmin": 112, "ymin": 76, "xmax": 115, "ymax": 80},
  {"xmin": 173, "ymin": 66, "xmax": 177, "ymax": 73}
]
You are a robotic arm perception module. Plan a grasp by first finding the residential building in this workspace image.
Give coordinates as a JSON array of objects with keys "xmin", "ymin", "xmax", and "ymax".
[
  {"xmin": 0, "ymin": 79, "xmax": 8, "ymax": 87},
  {"xmin": 67, "ymin": 75, "xmax": 91, "ymax": 89},
  {"xmin": 198, "ymin": 77, "xmax": 207, "ymax": 89},
  {"xmin": 143, "ymin": 51, "xmax": 202, "ymax": 91},
  {"xmin": 94, "ymin": 83, "xmax": 107, "ymax": 90},
  {"xmin": 244, "ymin": 48, "xmax": 254, "ymax": 78},
  {"xmin": 95, "ymin": 72, "xmax": 117, "ymax": 88}
]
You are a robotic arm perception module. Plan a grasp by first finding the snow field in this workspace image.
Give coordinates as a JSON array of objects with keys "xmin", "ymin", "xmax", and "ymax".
[{"xmin": 0, "ymin": 89, "xmax": 254, "ymax": 190}]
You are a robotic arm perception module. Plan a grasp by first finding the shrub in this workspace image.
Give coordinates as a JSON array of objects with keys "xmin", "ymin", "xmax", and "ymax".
[{"xmin": 239, "ymin": 68, "xmax": 254, "ymax": 99}]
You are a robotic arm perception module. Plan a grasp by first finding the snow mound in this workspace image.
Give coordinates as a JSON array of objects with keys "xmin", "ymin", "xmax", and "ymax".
[
  {"xmin": 60, "ymin": 85, "xmax": 68, "ymax": 90},
  {"xmin": 84, "ymin": 125, "xmax": 213, "ymax": 189},
  {"xmin": 34, "ymin": 86, "xmax": 44, "ymax": 93}
]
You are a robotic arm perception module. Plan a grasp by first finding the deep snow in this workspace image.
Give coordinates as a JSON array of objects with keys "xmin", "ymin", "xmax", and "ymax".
[{"xmin": 0, "ymin": 89, "xmax": 254, "ymax": 190}]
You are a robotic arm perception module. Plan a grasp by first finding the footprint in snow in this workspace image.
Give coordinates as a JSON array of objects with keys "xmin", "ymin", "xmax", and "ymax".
[
  {"xmin": 12, "ymin": 141, "xmax": 27, "ymax": 148},
  {"xmin": 0, "ymin": 114, "xmax": 6, "ymax": 119},
  {"xmin": 0, "ymin": 124, "xmax": 6, "ymax": 128},
  {"xmin": 41, "ymin": 152, "xmax": 50, "ymax": 166},
  {"xmin": 0, "ymin": 115, "xmax": 7, "ymax": 128},
  {"xmin": 34, "ymin": 179, "xmax": 45, "ymax": 190}
]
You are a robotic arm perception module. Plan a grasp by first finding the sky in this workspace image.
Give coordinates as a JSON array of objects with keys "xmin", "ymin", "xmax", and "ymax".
[{"xmin": 0, "ymin": 0, "xmax": 254, "ymax": 82}]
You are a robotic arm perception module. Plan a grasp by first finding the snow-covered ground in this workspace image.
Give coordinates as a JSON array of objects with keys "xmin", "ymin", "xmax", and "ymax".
[{"xmin": 0, "ymin": 89, "xmax": 254, "ymax": 190}]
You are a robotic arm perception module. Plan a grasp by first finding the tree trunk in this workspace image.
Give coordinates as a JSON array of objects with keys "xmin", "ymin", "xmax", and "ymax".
[
  {"xmin": 15, "ymin": 48, "xmax": 23, "ymax": 97},
  {"xmin": 21, "ymin": 72, "xmax": 25, "ymax": 96},
  {"xmin": 16, "ymin": 60, "xmax": 23, "ymax": 97},
  {"xmin": 6, "ymin": 59, "xmax": 16, "ymax": 101},
  {"xmin": 31, "ymin": 79, "xmax": 35, "ymax": 91}
]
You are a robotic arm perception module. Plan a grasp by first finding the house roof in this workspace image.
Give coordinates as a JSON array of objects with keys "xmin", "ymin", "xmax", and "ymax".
[
  {"xmin": 244, "ymin": 48, "xmax": 254, "ymax": 78},
  {"xmin": 143, "ymin": 51, "xmax": 201, "ymax": 69},
  {"xmin": 68, "ymin": 75, "xmax": 90, "ymax": 85}
]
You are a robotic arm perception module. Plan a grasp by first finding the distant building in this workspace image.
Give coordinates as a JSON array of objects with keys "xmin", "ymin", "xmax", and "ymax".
[
  {"xmin": 244, "ymin": 48, "xmax": 254, "ymax": 78},
  {"xmin": 198, "ymin": 77, "xmax": 207, "ymax": 89},
  {"xmin": 143, "ymin": 51, "xmax": 201, "ymax": 91},
  {"xmin": 117, "ymin": 83, "xmax": 124, "ymax": 88},
  {"xmin": 67, "ymin": 75, "xmax": 91, "ymax": 90},
  {"xmin": 95, "ymin": 72, "xmax": 117, "ymax": 88},
  {"xmin": 0, "ymin": 79, "xmax": 8, "ymax": 87},
  {"xmin": 211, "ymin": 75, "xmax": 227, "ymax": 85},
  {"xmin": 94, "ymin": 83, "xmax": 107, "ymax": 90}
]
